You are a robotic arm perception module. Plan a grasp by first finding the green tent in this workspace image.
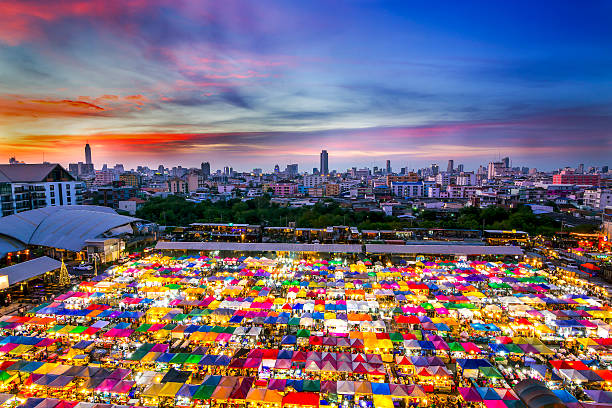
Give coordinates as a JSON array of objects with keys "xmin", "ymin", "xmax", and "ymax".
[
  {"xmin": 0, "ymin": 371, "xmax": 12, "ymax": 383},
  {"xmin": 297, "ymin": 329, "xmax": 310, "ymax": 338},
  {"xmin": 420, "ymin": 302, "xmax": 434, "ymax": 310},
  {"xmin": 170, "ymin": 353, "xmax": 190, "ymax": 364},
  {"xmin": 186, "ymin": 354, "xmax": 203, "ymax": 365},
  {"xmin": 29, "ymin": 303, "xmax": 50, "ymax": 313},
  {"xmin": 193, "ymin": 384, "xmax": 216, "ymax": 400},
  {"xmin": 137, "ymin": 343, "xmax": 155, "ymax": 352},
  {"xmin": 448, "ymin": 342, "xmax": 466, "ymax": 352},
  {"xmin": 48, "ymin": 325, "xmax": 64, "ymax": 333},
  {"xmin": 288, "ymin": 317, "xmax": 301, "ymax": 326},
  {"xmin": 479, "ymin": 366, "xmax": 503, "ymax": 378},
  {"xmin": 128, "ymin": 349, "xmax": 148, "ymax": 361},
  {"xmin": 504, "ymin": 344, "xmax": 524, "ymax": 354},
  {"xmin": 70, "ymin": 326, "xmax": 88, "ymax": 334},
  {"xmin": 135, "ymin": 323, "xmax": 152, "ymax": 332},
  {"xmin": 303, "ymin": 379, "xmax": 321, "ymax": 392},
  {"xmin": 389, "ymin": 333, "xmax": 404, "ymax": 342}
]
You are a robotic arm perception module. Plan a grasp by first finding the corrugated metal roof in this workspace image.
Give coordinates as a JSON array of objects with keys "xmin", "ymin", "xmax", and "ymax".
[
  {"xmin": 0, "ymin": 256, "xmax": 61, "ymax": 286},
  {"xmin": 365, "ymin": 244, "xmax": 523, "ymax": 256},
  {"xmin": 155, "ymin": 242, "xmax": 363, "ymax": 253},
  {"xmin": 0, "ymin": 206, "xmax": 138, "ymax": 252},
  {"xmin": 0, "ymin": 235, "xmax": 26, "ymax": 258}
]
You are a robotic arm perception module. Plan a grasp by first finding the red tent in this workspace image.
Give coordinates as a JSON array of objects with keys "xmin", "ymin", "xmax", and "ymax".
[
  {"xmin": 581, "ymin": 263, "xmax": 600, "ymax": 271},
  {"xmin": 282, "ymin": 392, "xmax": 319, "ymax": 408}
]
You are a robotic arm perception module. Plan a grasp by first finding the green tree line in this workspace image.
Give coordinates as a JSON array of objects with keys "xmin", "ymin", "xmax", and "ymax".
[{"xmin": 136, "ymin": 196, "xmax": 563, "ymax": 236}]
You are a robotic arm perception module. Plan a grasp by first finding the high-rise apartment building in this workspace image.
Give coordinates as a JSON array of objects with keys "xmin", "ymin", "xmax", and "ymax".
[
  {"xmin": 85, "ymin": 143, "xmax": 92, "ymax": 165},
  {"xmin": 488, "ymin": 161, "xmax": 505, "ymax": 179},
  {"xmin": 201, "ymin": 162, "xmax": 210, "ymax": 178},
  {"xmin": 0, "ymin": 164, "xmax": 85, "ymax": 217},
  {"xmin": 320, "ymin": 150, "xmax": 329, "ymax": 175},
  {"xmin": 286, "ymin": 164, "xmax": 299, "ymax": 176},
  {"xmin": 447, "ymin": 160, "xmax": 454, "ymax": 173}
]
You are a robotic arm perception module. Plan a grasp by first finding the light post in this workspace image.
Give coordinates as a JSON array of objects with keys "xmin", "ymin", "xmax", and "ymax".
[{"xmin": 90, "ymin": 253, "xmax": 101, "ymax": 277}]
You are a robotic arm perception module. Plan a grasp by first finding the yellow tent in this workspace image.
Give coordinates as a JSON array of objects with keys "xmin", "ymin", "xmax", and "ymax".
[{"xmin": 373, "ymin": 395, "xmax": 394, "ymax": 408}]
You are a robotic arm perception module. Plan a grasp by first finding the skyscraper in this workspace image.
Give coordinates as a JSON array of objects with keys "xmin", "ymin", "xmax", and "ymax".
[
  {"xmin": 85, "ymin": 143, "xmax": 92, "ymax": 165},
  {"xmin": 201, "ymin": 162, "xmax": 210, "ymax": 178},
  {"xmin": 447, "ymin": 159, "xmax": 454, "ymax": 173},
  {"xmin": 286, "ymin": 164, "xmax": 298, "ymax": 176},
  {"xmin": 386, "ymin": 160, "xmax": 391, "ymax": 174},
  {"xmin": 431, "ymin": 164, "xmax": 439, "ymax": 175},
  {"xmin": 320, "ymin": 150, "xmax": 329, "ymax": 175},
  {"xmin": 502, "ymin": 157, "xmax": 510, "ymax": 168}
]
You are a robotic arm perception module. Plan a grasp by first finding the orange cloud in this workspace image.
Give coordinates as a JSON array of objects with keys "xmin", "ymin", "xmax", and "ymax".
[
  {"xmin": 0, "ymin": 97, "xmax": 106, "ymax": 119},
  {"xmin": 0, "ymin": 93, "xmax": 156, "ymax": 122}
]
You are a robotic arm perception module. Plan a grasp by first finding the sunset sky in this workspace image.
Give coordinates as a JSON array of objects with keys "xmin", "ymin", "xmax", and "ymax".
[{"xmin": 1, "ymin": 0, "xmax": 611, "ymax": 171}]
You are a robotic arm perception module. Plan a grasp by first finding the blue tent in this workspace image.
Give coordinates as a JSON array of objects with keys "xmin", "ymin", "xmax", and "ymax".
[
  {"xmin": 281, "ymin": 335, "xmax": 297, "ymax": 345},
  {"xmin": 371, "ymin": 382, "xmax": 390, "ymax": 395}
]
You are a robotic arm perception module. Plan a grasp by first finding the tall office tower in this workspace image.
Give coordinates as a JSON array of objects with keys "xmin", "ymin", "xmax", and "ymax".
[
  {"xmin": 223, "ymin": 166, "xmax": 230, "ymax": 175},
  {"xmin": 320, "ymin": 150, "xmax": 329, "ymax": 175},
  {"xmin": 386, "ymin": 160, "xmax": 392, "ymax": 174},
  {"xmin": 286, "ymin": 164, "xmax": 298, "ymax": 176},
  {"xmin": 578, "ymin": 163, "xmax": 584, "ymax": 174},
  {"xmin": 502, "ymin": 157, "xmax": 510, "ymax": 168},
  {"xmin": 447, "ymin": 160, "xmax": 454, "ymax": 173},
  {"xmin": 85, "ymin": 143, "xmax": 92, "ymax": 165},
  {"xmin": 274, "ymin": 164, "xmax": 280, "ymax": 174},
  {"xmin": 457, "ymin": 164, "xmax": 464, "ymax": 172},
  {"xmin": 201, "ymin": 162, "xmax": 210, "ymax": 178},
  {"xmin": 431, "ymin": 164, "xmax": 439, "ymax": 176},
  {"xmin": 603, "ymin": 166, "xmax": 609, "ymax": 173}
]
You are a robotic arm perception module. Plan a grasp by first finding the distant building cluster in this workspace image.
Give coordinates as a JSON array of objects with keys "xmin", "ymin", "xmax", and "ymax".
[{"xmin": 2, "ymin": 146, "xmax": 611, "ymax": 241}]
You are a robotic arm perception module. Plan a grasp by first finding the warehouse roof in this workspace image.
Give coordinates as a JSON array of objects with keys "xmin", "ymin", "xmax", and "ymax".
[
  {"xmin": 155, "ymin": 242, "xmax": 363, "ymax": 253},
  {"xmin": 0, "ymin": 206, "xmax": 138, "ymax": 252},
  {"xmin": 156, "ymin": 241, "xmax": 524, "ymax": 256},
  {"xmin": 365, "ymin": 244, "xmax": 523, "ymax": 256},
  {"xmin": 0, "ymin": 235, "xmax": 26, "ymax": 259},
  {"xmin": 0, "ymin": 256, "xmax": 62, "ymax": 286}
]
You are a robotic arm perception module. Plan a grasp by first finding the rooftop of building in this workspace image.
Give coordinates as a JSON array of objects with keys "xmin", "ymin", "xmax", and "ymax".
[
  {"xmin": 0, "ymin": 205, "xmax": 139, "ymax": 256},
  {"xmin": 0, "ymin": 163, "xmax": 74, "ymax": 183}
]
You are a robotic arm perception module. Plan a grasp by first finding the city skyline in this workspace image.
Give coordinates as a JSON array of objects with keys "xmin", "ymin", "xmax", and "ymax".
[
  {"xmin": 65, "ymin": 143, "xmax": 606, "ymax": 174},
  {"xmin": 1, "ymin": 1, "xmax": 611, "ymax": 169}
]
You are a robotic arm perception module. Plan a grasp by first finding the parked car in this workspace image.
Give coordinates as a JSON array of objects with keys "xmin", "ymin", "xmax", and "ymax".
[{"xmin": 74, "ymin": 263, "xmax": 93, "ymax": 271}]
